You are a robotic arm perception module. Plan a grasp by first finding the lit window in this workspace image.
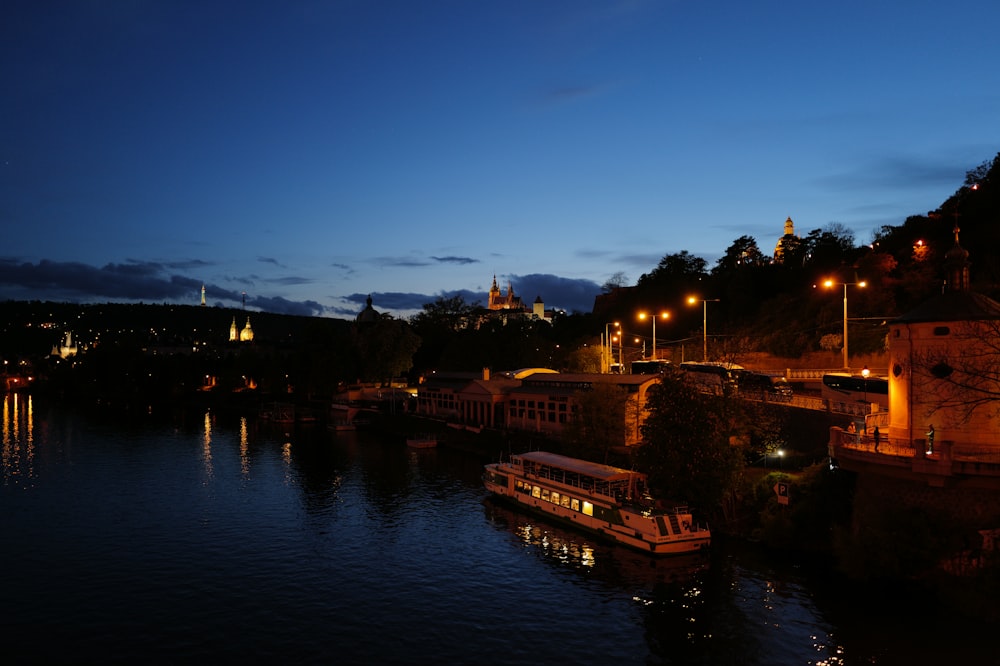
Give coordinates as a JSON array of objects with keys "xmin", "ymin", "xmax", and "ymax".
[
  {"xmin": 551, "ymin": 492, "xmax": 560, "ymax": 505},
  {"xmin": 582, "ymin": 501, "xmax": 594, "ymax": 516}
]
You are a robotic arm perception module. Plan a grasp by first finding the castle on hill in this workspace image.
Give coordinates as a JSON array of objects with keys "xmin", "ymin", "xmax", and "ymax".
[{"xmin": 488, "ymin": 274, "xmax": 549, "ymax": 321}]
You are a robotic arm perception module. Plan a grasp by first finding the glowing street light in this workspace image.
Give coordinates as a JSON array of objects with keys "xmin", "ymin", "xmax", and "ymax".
[
  {"xmin": 638, "ymin": 311, "xmax": 670, "ymax": 360},
  {"xmin": 604, "ymin": 321, "xmax": 620, "ymax": 373},
  {"xmin": 687, "ymin": 296, "xmax": 720, "ymax": 362},
  {"xmin": 823, "ymin": 279, "xmax": 866, "ymax": 370}
]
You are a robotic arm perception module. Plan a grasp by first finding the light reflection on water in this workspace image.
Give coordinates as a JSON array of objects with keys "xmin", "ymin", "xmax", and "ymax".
[{"xmin": 0, "ymin": 398, "xmax": 996, "ymax": 665}]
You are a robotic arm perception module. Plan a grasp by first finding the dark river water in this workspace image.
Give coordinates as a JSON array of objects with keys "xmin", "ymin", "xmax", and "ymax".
[{"xmin": 2, "ymin": 393, "xmax": 996, "ymax": 665}]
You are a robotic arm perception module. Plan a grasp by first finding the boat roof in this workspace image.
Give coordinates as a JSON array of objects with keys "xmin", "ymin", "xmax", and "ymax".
[{"xmin": 515, "ymin": 451, "xmax": 635, "ymax": 481}]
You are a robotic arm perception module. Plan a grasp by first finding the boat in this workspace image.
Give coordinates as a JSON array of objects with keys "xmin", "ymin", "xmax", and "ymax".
[
  {"xmin": 406, "ymin": 435, "xmax": 437, "ymax": 449},
  {"xmin": 483, "ymin": 451, "xmax": 710, "ymax": 556}
]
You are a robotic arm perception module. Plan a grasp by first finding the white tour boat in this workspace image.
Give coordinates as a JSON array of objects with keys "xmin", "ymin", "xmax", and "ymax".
[{"xmin": 483, "ymin": 451, "xmax": 710, "ymax": 556}]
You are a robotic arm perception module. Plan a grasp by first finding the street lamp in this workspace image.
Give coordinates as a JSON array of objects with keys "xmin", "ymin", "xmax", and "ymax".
[
  {"xmin": 638, "ymin": 311, "xmax": 670, "ymax": 360},
  {"xmin": 604, "ymin": 321, "xmax": 620, "ymax": 373},
  {"xmin": 861, "ymin": 365, "xmax": 870, "ymax": 404},
  {"xmin": 687, "ymin": 296, "xmax": 720, "ymax": 362},
  {"xmin": 611, "ymin": 332, "xmax": 624, "ymax": 371},
  {"xmin": 823, "ymin": 279, "xmax": 866, "ymax": 370}
]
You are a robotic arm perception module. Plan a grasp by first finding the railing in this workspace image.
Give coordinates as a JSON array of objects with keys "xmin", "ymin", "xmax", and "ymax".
[
  {"xmin": 785, "ymin": 368, "xmax": 889, "ymax": 381},
  {"xmin": 832, "ymin": 428, "xmax": 1000, "ymax": 477}
]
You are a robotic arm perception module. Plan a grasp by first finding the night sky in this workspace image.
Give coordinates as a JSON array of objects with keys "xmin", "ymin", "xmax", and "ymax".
[{"xmin": 4, "ymin": 1, "xmax": 998, "ymax": 318}]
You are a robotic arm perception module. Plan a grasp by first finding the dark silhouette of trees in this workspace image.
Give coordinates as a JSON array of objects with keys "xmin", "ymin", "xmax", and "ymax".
[
  {"xmin": 561, "ymin": 380, "xmax": 629, "ymax": 463},
  {"xmin": 635, "ymin": 372, "xmax": 745, "ymax": 521}
]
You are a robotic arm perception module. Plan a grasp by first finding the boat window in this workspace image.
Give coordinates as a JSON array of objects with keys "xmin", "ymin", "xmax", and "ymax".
[
  {"xmin": 561, "ymin": 495, "xmax": 571, "ymax": 508},
  {"xmin": 532, "ymin": 485, "xmax": 541, "ymax": 498},
  {"xmin": 541, "ymin": 489, "xmax": 550, "ymax": 502},
  {"xmin": 550, "ymin": 492, "xmax": 560, "ymax": 505},
  {"xmin": 571, "ymin": 498, "xmax": 580, "ymax": 512},
  {"xmin": 582, "ymin": 501, "xmax": 594, "ymax": 517}
]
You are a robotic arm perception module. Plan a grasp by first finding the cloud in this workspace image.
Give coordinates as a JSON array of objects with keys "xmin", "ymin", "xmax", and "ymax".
[
  {"xmin": 343, "ymin": 273, "xmax": 601, "ymax": 318},
  {"xmin": 249, "ymin": 295, "xmax": 327, "ymax": 317},
  {"xmin": 258, "ymin": 256, "xmax": 284, "ymax": 267},
  {"xmin": 504, "ymin": 273, "xmax": 601, "ymax": 314},
  {"xmin": 430, "ymin": 255, "xmax": 479, "ymax": 265},
  {"xmin": 265, "ymin": 276, "xmax": 315, "ymax": 286},
  {"xmin": 373, "ymin": 256, "xmax": 433, "ymax": 268},
  {"xmin": 815, "ymin": 155, "xmax": 968, "ymax": 193},
  {"xmin": 344, "ymin": 291, "xmax": 451, "ymax": 313},
  {"xmin": 0, "ymin": 257, "xmax": 328, "ymax": 316},
  {"xmin": 162, "ymin": 258, "xmax": 215, "ymax": 271}
]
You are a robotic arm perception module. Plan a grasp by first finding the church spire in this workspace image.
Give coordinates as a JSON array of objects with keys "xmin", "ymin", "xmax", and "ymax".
[{"xmin": 944, "ymin": 222, "xmax": 971, "ymax": 292}]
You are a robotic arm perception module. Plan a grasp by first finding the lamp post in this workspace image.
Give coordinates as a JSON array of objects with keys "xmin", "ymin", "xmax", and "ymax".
[
  {"xmin": 823, "ymin": 279, "xmax": 866, "ymax": 370},
  {"xmin": 604, "ymin": 322, "xmax": 620, "ymax": 373},
  {"xmin": 638, "ymin": 311, "xmax": 670, "ymax": 360},
  {"xmin": 687, "ymin": 296, "xmax": 720, "ymax": 362},
  {"xmin": 861, "ymin": 365, "xmax": 870, "ymax": 404}
]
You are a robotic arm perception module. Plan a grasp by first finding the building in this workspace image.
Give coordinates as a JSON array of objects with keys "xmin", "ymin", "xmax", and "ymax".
[
  {"xmin": 51, "ymin": 331, "xmax": 78, "ymax": 359},
  {"xmin": 828, "ymin": 226, "xmax": 1000, "ymax": 569},
  {"xmin": 415, "ymin": 369, "xmax": 658, "ymax": 447},
  {"xmin": 773, "ymin": 216, "xmax": 798, "ymax": 263},
  {"xmin": 229, "ymin": 316, "xmax": 254, "ymax": 342},
  {"xmin": 488, "ymin": 275, "xmax": 526, "ymax": 311},
  {"xmin": 485, "ymin": 274, "xmax": 554, "ymax": 323},
  {"xmin": 886, "ymin": 225, "xmax": 1000, "ymax": 453},
  {"xmin": 356, "ymin": 295, "xmax": 380, "ymax": 324}
]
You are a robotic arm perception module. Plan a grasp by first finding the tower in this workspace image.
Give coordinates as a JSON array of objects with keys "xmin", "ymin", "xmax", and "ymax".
[
  {"xmin": 240, "ymin": 317, "xmax": 254, "ymax": 342},
  {"xmin": 201, "ymin": 284, "xmax": 206, "ymax": 306},
  {"xmin": 774, "ymin": 216, "xmax": 798, "ymax": 263}
]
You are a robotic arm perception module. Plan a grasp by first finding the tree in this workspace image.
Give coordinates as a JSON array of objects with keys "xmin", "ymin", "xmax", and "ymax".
[
  {"xmin": 636, "ymin": 251, "xmax": 708, "ymax": 293},
  {"xmin": 410, "ymin": 295, "xmax": 479, "ymax": 332},
  {"xmin": 635, "ymin": 372, "xmax": 744, "ymax": 521},
  {"xmin": 561, "ymin": 380, "xmax": 628, "ymax": 463},
  {"xmin": 713, "ymin": 235, "xmax": 766, "ymax": 275},
  {"xmin": 563, "ymin": 344, "xmax": 602, "ymax": 373},
  {"xmin": 601, "ymin": 271, "xmax": 630, "ymax": 293},
  {"xmin": 354, "ymin": 317, "xmax": 421, "ymax": 383}
]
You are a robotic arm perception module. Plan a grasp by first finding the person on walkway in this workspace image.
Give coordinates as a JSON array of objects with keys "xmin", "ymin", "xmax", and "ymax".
[
  {"xmin": 926, "ymin": 424, "xmax": 935, "ymax": 454},
  {"xmin": 873, "ymin": 426, "xmax": 881, "ymax": 452}
]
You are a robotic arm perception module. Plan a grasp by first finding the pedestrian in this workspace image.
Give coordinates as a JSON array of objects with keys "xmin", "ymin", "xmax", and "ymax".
[
  {"xmin": 926, "ymin": 424, "xmax": 935, "ymax": 454},
  {"xmin": 873, "ymin": 426, "xmax": 880, "ymax": 452}
]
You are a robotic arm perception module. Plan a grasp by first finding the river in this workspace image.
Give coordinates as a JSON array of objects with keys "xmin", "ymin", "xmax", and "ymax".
[{"xmin": 1, "ymin": 394, "xmax": 996, "ymax": 665}]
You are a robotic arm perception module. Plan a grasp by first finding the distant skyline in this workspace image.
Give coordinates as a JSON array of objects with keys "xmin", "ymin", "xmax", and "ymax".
[{"xmin": 3, "ymin": 1, "xmax": 998, "ymax": 319}]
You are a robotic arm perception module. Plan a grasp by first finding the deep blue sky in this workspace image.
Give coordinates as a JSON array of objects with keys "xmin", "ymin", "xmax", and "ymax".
[{"xmin": 3, "ymin": 1, "xmax": 998, "ymax": 319}]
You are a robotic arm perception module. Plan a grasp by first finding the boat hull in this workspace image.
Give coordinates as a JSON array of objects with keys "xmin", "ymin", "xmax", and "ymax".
[{"xmin": 484, "ymin": 457, "xmax": 710, "ymax": 556}]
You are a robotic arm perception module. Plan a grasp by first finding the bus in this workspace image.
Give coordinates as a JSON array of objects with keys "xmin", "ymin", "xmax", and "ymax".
[
  {"xmin": 735, "ymin": 370, "xmax": 794, "ymax": 401},
  {"xmin": 630, "ymin": 359, "xmax": 671, "ymax": 375},
  {"xmin": 821, "ymin": 373, "xmax": 888, "ymax": 409},
  {"xmin": 679, "ymin": 361, "xmax": 742, "ymax": 393}
]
